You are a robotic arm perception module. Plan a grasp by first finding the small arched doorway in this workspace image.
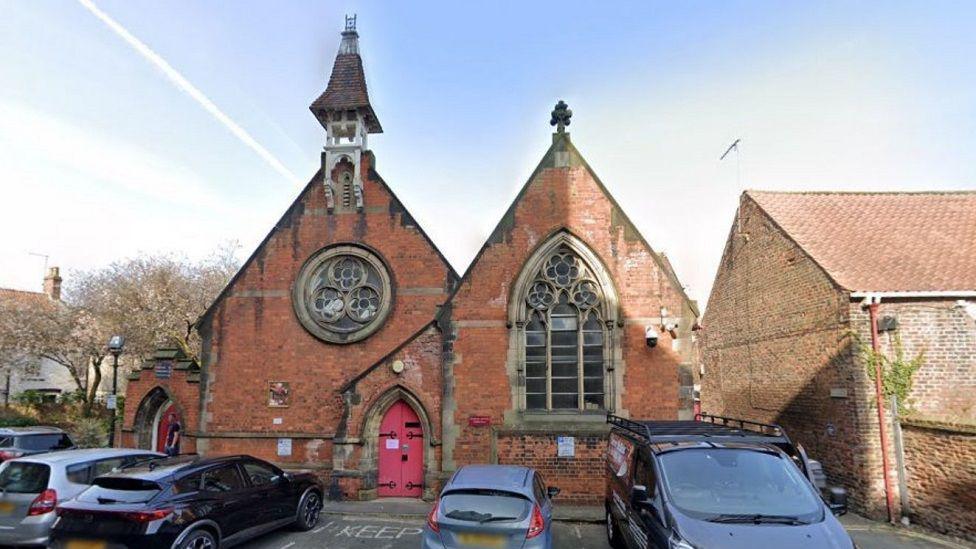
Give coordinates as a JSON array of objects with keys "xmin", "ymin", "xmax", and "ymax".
[
  {"xmin": 153, "ymin": 401, "xmax": 181, "ymax": 452},
  {"xmin": 133, "ymin": 387, "xmax": 182, "ymax": 451},
  {"xmin": 377, "ymin": 400, "xmax": 424, "ymax": 498}
]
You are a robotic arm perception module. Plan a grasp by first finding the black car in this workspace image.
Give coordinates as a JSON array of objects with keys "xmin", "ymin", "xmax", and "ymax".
[
  {"xmin": 0, "ymin": 427, "xmax": 75, "ymax": 461},
  {"xmin": 605, "ymin": 414, "xmax": 855, "ymax": 549},
  {"xmin": 50, "ymin": 454, "xmax": 323, "ymax": 549}
]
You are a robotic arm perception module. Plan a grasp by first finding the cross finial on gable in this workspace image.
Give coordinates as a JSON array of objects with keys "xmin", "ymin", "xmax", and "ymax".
[{"xmin": 550, "ymin": 100, "xmax": 572, "ymax": 133}]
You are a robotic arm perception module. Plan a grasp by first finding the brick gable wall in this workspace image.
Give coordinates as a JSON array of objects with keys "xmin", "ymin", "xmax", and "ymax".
[
  {"xmin": 441, "ymin": 136, "xmax": 696, "ymax": 503},
  {"xmin": 701, "ymin": 195, "xmax": 880, "ymax": 511},
  {"xmin": 122, "ymin": 152, "xmax": 456, "ymax": 480},
  {"xmin": 704, "ymin": 193, "xmax": 976, "ymax": 524}
]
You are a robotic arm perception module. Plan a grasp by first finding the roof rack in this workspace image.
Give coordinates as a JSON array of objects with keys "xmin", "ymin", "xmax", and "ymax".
[
  {"xmin": 696, "ymin": 413, "xmax": 788, "ymax": 440},
  {"xmin": 607, "ymin": 412, "xmax": 792, "ymax": 446}
]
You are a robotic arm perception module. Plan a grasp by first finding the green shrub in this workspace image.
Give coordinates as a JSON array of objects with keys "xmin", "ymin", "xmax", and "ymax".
[
  {"xmin": 13, "ymin": 390, "xmax": 46, "ymax": 410},
  {"xmin": 0, "ymin": 410, "xmax": 36, "ymax": 427},
  {"xmin": 70, "ymin": 417, "xmax": 108, "ymax": 448},
  {"xmin": 860, "ymin": 333, "xmax": 924, "ymax": 416}
]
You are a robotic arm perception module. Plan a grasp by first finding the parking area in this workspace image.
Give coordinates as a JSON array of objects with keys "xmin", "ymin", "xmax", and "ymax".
[
  {"xmin": 238, "ymin": 514, "xmax": 971, "ymax": 549},
  {"xmin": 242, "ymin": 515, "xmax": 611, "ymax": 549}
]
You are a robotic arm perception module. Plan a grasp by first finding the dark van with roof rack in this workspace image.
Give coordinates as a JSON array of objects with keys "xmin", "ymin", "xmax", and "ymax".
[{"xmin": 605, "ymin": 413, "xmax": 855, "ymax": 549}]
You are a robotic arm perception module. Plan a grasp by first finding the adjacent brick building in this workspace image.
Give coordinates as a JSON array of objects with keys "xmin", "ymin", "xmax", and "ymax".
[
  {"xmin": 121, "ymin": 19, "xmax": 699, "ymax": 504},
  {"xmin": 702, "ymin": 190, "xmax": 976, "ymax": 540}
]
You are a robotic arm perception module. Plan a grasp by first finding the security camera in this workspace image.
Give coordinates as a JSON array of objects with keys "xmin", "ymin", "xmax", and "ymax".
[
  {"xmin": 664, "ymin": 322, "xmax": 679, "ymax": 338},
  {"xmin": 645, "ymin": 326, "xmax": 659, "ymax": 348}
]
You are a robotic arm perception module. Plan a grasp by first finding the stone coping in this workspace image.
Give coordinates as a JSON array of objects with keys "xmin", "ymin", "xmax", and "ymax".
[
  {"xmin": 900, "ymin": 416, "xmax": 976, "ymax": 435},
  {"xmin": 188, "ymin": 431, "xmax": 336, "ymax": 439}
]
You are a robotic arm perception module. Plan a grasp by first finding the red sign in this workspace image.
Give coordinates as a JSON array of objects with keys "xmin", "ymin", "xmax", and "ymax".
[{"xmin": 468, "ymin": 415, "xmax": 492, "ymax": 427}]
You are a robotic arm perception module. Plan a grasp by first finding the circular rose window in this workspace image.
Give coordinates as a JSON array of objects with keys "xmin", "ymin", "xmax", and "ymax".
[{"xmin": 293, "ymin": 245, "xmax": 393, "ymax": 343}]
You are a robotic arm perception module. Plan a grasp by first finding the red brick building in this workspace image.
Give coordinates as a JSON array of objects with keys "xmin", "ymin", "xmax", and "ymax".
[
  {"xmin": 702, "ymin": 190, "xmax": 976, "ymax": 540},
  {"xmin": 121, "ymin": 20, "xmax": 699, "ymax": 504}
]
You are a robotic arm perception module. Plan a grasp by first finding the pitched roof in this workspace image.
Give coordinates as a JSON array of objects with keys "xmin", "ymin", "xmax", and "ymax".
[
  {"xmin": 309, "ymin": 52, "xmax": 382, "ymax": 133},
  {"xmin": 197, "ymin": 164, "xmax": 459, "ymax": 327},
  {"xmin": 746, "ymin": 190, "xmax": 976, "ymax": 293},
  {"xmin": 0, "ymin": 288, "xmax": 48, "ymax": 305},
  {"xmin": 436, "ymin": 132, "xmax": 698, "ymax": 322}
]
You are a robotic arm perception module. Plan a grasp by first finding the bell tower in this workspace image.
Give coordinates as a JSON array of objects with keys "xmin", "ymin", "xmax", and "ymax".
[{"xmin": 310, "ymin": 15, "xmax": 383, "ymax": 212}]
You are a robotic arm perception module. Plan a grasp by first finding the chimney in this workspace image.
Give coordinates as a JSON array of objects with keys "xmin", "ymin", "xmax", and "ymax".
[{"xmin": 43, "ymin": 267, "xmax": 62, "ymax": 301}]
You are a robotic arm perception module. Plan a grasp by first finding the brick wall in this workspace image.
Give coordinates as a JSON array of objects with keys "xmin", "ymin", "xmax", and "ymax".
[
  {"xmin": 121, "ymin": 356, "xmax": 202, "ymax": 454},
  {"xmin": 193, "ymin": 152, "xmax": 454, "ymax": 476},
  {"xmin": 850, "ymin": 301, "xmax": 976, "ymax": 421},
  {"xmin": 701, "ymin": 194, "xmax": 883, "ymax": 514},
  {"xmin": 847, "ymin": 299, "xmax": 976, "ymax": 519},
  {"xmin": 704, "ymin": 193, "xmax": 976, "ymax": 522},
  {"xmin": 443, "ymin": 134, "xmax": 696, "ymax": 499},
  {"xmin": 495, "ymin": 432, "xmax": 607, "ymax": 504},
  {"xmin": 127, "ymin": 135, "xmax": 698, "ymax": 502},
  {"xmin": 900, "ymin": 418, "xmax": 976, "ymax": 542}
]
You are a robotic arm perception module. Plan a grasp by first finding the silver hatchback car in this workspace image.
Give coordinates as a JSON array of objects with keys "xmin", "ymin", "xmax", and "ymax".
[
  {"xmin": 422, "ymin": 465, "xmax": 560, "ymax": 549},
  {"xmin": 0, "ymin": 447, "xmax": 162, "ymax": 546}
]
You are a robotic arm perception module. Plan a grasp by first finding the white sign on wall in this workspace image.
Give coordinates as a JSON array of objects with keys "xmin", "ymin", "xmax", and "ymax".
[
  {"xmin": 277, "ymin": 438, "xmax": 292, "ymax": 457},
  {"xmin": 557, "ymin": 436, "xmax": 575, "ymax": 457}
]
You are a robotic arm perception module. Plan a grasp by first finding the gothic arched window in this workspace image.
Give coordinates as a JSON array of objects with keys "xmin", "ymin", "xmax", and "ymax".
[{"xmin": 521, "ymin": 246, "xmax": 608, "ymax": 410}]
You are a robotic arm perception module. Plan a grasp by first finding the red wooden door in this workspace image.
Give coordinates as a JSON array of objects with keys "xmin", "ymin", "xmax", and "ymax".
[
  {"xmin": 377, "ymin": 400, "xmax": 424, "ymax": 497},
  {"xmin": 156, "ymin": 403, "xmax": 179, "ymax": 452}
]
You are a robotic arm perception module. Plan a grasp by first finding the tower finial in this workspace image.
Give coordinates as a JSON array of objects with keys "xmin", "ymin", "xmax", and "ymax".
[
  {"xmin": 550, "ymin": 100, "xmax": 572, "ymax": 133},
  {"xmin": 339, "ymin": 14, "xmax": 359, "ymax": 55}
]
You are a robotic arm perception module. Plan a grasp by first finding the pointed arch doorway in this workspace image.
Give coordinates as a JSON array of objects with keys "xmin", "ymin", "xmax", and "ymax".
[
  {"xmin": 377, "ymin": 400, "xmax": 424, "ymax": 498},
  {"xmin": 133, "ymin": 387, "xmax": 184, "ymax": 452},
  {"xmin": 153, "ymin": 401, "xmax": 181, "ymax": 453}
]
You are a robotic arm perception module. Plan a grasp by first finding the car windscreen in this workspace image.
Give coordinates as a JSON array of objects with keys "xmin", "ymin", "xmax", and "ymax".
[
  {"xmin": 76, "ymin": 477, "xmax": 162, "ymax": 504},
  {"xmin": 0, "ymin": 462, "xmax": 50, "ymax": 493},
  {"xmin": 658, "ymin": 448, "xmax": 823, "ymax": 523},
  {"xmin": 15, "ymin": 434, "xmax": 73, "ymax": 451},
  {"xmin": 440, "ymin": 489, "xmax": 531, "ymax": 523}
]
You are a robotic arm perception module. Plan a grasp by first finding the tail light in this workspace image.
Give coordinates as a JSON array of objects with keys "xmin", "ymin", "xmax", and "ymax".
[
  {"xmin": 0, "ymin": 451, "xmax": 24, "ymax": 461},
  {"xmin": 425, "ymin": 498, "xmax": 440, "ymax": 533},
  {"xmin": 28, "ymin": 489, "xmax": 57, "ymax": 516},
  {"xmin": 526, "ymin": 503, "xmax": 545, "ymax": 539},
  {"xmin": 54, "ymin": 507, "xmax": 172, "ymax": 522},
  {"xmin": 121, "ymin": 509, "xmax": 173, "ymax": 523}
]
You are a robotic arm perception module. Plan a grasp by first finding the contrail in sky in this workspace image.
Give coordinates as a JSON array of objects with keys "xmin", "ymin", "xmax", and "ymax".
[{"xmin": 77, "ymin": 0, "xmax": 302, "ymax": 185}]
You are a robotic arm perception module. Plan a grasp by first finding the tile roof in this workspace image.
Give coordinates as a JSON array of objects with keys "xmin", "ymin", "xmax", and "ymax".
[
  {"xmin": 747, "ymin": 191, "xmax": 976, "ymax": 292},
  {"xmin": 309, "ymin": 53, "xmax": 382, "ymax": 133},
  {"xmin": 0, "ymin": 288, "xmax": 49, "ymax": 305}
]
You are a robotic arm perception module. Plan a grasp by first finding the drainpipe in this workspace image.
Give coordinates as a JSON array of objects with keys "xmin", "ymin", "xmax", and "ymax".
[{"xmin": 865, "ymin": 295, "xmax": 896, "ymax": 524}]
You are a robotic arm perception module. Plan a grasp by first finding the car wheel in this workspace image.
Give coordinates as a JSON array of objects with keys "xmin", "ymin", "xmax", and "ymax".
[
  {"xmin": 294, "ymin": 490, "xmax": 322, "ymax": 531},
  {"xmin": 178, "ymin": 529, "xmax": 217, "ymax": 549},
  {"xmin": 607, "ymin": 508, "xmax": 625, "ymax": 549}
]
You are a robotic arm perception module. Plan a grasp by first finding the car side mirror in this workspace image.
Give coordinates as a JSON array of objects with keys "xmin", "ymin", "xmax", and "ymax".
[
  {"xmin": 546, "ymin": 486, "xmax": 561, "ymax": 499},
  {"xmin": 631, "ymin": 484, "xmax": 650, "ymax": 506},
  {"xmin": 827, "ymin": 486, "xmax": 847, "ymax": 516}
]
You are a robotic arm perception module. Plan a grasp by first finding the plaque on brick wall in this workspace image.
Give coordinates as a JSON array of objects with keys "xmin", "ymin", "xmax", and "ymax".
[
  {"xmin": 557, "ymin": 436, "xmax": 575, "ymax": 457},
  {"xmin": 277, "ymin": 438, "xmax": 292, "ymax": 457},
  {"xmin": 155, "ymin": 360, "xmax": 172, "ymax": 379},
  {"xmin": 468, "ymin": 415, "xmax": 491, "ymax": 427}
]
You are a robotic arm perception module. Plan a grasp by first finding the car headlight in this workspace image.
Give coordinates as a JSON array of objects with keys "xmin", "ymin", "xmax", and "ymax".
[{"xmin": 669, "ymin": 532, "xmax": 696, "ymax": 549}]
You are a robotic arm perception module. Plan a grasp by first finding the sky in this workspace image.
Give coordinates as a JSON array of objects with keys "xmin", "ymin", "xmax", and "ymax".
[{"xmin": 1, "ymin": 1, "xmax": 974, "ymax": 307}]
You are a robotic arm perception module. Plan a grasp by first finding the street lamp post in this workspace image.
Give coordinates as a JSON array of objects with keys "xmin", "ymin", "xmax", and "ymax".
[{"xmin": 107, "ymin": 335, "xmax": 125, "ymax": 448}]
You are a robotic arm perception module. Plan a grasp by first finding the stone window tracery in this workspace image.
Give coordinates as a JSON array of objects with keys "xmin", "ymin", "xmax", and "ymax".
[
  {"xmin": 521, "ymin": 245, "xmax": 607, "ymax": 411},
  {"xmin": 293, "ymin": 246, "xmax": 393, "ymax": 344}
]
